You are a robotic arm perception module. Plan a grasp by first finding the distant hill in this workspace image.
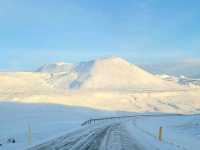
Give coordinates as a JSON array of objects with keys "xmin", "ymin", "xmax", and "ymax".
[{"xmin": 36, "ymin": 56, "xmax": 180, "ymax": 90}]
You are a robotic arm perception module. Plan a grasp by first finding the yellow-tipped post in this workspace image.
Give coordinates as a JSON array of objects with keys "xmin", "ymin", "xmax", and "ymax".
[{"xmin": 158, "ymin": 126, "xmax": 163, "ymax": 142}]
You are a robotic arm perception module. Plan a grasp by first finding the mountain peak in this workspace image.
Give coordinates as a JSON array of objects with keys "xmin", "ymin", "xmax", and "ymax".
[
  {"xmin": 36, "ymin": 62, "xmax": 74, "ymax": 73},
  {"xmin": 96, "ymin": 56, "xmax": 130, "ymax": 65},
  {"xmin": 98, "ymin": 56, "xmax": 127, "ymax": 61},
  {"xmin": 54, "ymin": 62, "xmax": 68, "ymax": 66},
  {"xmin": 73, "ymin": 56, "xmax": 180, "ymax": 90}
]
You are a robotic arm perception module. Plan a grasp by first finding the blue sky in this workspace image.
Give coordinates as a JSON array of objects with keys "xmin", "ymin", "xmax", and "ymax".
[{"xmin": 0, "ymin": 0, "xmax": 200, "ymax": 70}]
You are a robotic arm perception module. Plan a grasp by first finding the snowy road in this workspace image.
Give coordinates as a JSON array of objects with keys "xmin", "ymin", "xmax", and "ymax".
[
  {"xmin": 98, "ymin": 123, "xmax": 145, "ymax": 150},
  {"xmin": 27, "ymin": 117, "xmax": 186, "ymax": 150},
  {"xmin": 27, "ymin": 123, "xmax": 144, "ymax": 150}
]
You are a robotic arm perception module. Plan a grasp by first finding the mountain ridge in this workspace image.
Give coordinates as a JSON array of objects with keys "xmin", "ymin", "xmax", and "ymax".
[{"xmin": 36, "ymin": 56, "xmax": 181, "ymax": 90}]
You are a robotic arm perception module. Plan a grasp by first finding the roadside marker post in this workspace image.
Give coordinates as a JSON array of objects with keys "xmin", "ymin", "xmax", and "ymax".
[
  {"xmin": 158, "ymin": 126, "xmax": 163, "ymax": 142},
  {"xmin": 27, "ymin": 124, "xmax": 32, "ymax": 145}
]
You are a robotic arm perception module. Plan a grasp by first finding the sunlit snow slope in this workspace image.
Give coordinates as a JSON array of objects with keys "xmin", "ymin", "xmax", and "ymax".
[
  {"xmin": 36, "ymin": 56, "xmax": 181, "ymax": 90},
  {"xmin": 0, "ymin": 56, "xmax": 199, "ymax": 113}
]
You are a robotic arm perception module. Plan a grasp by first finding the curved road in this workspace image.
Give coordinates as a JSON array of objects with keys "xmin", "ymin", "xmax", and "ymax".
[
  {"xmin": 27, "ymin": 117, "xmax": 185, "ymax": 150},
  {"xmin": 27, "ymin": 123, "xmax": 145, "ymax": 150}
]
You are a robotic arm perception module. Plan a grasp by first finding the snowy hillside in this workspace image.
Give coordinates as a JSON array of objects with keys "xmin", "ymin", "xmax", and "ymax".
[
  {"xmin": 36, "ymin": 57, "xmax": 181, "ymax": 90},
  {"xmin": 0, "ymin": 72, "xmax": 58, "ymax": 100},
  {"xmin": 75, "ymin": 57, "xmax": 180, "ymax": 90}
]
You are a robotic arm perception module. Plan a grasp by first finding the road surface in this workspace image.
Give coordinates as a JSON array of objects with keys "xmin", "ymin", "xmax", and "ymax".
[{"xmin": 27, "ymin": 116, "xmax": 186, "ymax": 150}]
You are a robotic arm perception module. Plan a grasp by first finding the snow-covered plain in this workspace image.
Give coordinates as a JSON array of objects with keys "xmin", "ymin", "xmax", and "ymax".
[{"xmin": 0, "ymin": 56, "xmax": 200, "ymax": 149}]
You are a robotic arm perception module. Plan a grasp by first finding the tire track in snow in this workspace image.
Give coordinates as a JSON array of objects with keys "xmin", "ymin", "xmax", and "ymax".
[
  {"xmin": 27, "ymin": 126, "xmax": 101, "ymax": 150},
  {"xmin": 99, "ymin": 123, "xmax": 145, "ymax": 150},
  {"xmin": 27, "ymin": 124, "xmax": 113, "ymax": 150},
  {"xmin": 69, "ymin": 126, "xmax": 111, "ymax": 150}
]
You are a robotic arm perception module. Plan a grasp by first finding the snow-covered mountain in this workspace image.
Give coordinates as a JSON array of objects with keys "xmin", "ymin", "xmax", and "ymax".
[{"xmin": 36, "ymin": 57, "xmax": 181, "ymax": 90}]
